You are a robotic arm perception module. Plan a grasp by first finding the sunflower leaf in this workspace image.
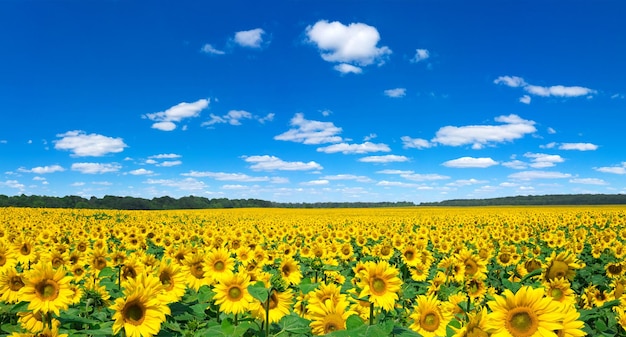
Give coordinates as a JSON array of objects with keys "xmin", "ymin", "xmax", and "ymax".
[
  {"xmin": 248, "ymin": 281, "xmax": 269, "ymax": 303},
  {"xmin": 277, "ymin": 314, "xmax": 311, "ymax": 334}
]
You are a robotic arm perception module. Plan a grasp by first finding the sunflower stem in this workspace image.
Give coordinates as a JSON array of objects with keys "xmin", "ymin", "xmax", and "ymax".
[
  {"xmin": 265, "ymin": 287, "xmax": 273, "ymax": 337},
  {"xmin": 234, "ymin": 313, "xmax": 238, "ymax": 326},
  {"xmin": 45, "ymin": 312, "xmax": 52, "ymax": 330},
  {"xmin": 369, "ymin": 302, "xmax": 374, "ymax": 325}
]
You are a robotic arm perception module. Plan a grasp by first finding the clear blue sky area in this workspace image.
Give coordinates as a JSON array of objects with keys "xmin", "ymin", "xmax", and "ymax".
[{"xmin": 1, "ymin": 1, "xmax": 625, "ymax": 203}]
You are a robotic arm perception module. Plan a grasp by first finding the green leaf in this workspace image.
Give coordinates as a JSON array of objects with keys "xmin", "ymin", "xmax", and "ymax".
[
  {"xmin": 198, "ymin": 285, "xmax": 215, "ymax": 303},
  {"xmin": 98, "ymin": 266, "xmax": 116, "ymax": 278},
  {"xmin": 247, "ymin": 281, "xmax": 269, "ymax": 303},
  {"xmin": 278, "ymin": 314, "xmax": 311, "ymax": 335},
  {"xmin": 203, "ymin": 318, "xmax": 254, "ymax": 337},
  {"xmin": 9, "ymin": 301, "xmax": 29, "ymax": 313},
  {"xmin": 345, "ymin": 315, "xmax": 365, "ymax": 330},
  {"xmin": 298, "ymin": 278, "xmax": 319, "ymax": 294},
  {"xmin": 1, "ymin": 323, "xmax": 22, "ymax": 334}
]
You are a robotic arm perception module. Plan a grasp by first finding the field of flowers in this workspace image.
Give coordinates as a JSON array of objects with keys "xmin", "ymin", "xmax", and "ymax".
[{"xmin": 1, "ymin": 206, "xmax": 625, "ymax": 337}]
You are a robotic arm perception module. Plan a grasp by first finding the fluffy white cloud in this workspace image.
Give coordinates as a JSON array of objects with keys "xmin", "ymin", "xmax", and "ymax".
[
  {"xmin": 502, "ymin": 160, "xmax": 528, "ymax": 170},
  {"xmin": 495, "ymin": 75, "xmax": 596, "ymax": 99},
  {"xmin": 432, "ymin": 114, "xmax": 536, "ymax": 149},
  {"xmin": 244, "ymin": 155, "xmax": 323, "ymax": 171},
  {"xmin": 54, "ymin": 131, "xmax": 127, "ymax": 157},
  {"xmin": 376, "ymin": 180, "xmax": 419, "ymax": 188},
  {"xmin": 200, "ymin": 43, "xmax": 225, "ymax": 55},
  {"xmin": 559, "ymin": 143, "xmax": 598, "ymax": 151},
  {"xmin": 508, "ymin": 170, "xmax": 572, "ymax": 180},
  {"xmin": 447, "ymin": 178, "xmax": 489, "ymax": 187},
  {"xmin": 0, "ymin": 180, "xmax": 24, "ymax": 190},
  {"xmin": 334, "ymin": 63, "xmax": 362, "ymax": 74},
  {"xmin": 301, "ymin": 179, "xmax": 329, "ymax": 186},
  {"xmin": 519, "ymin": 95, "xmax": 531, "ymax": 104},
  {"xmin": 401, "ymin": 173, "xmax": 450, "ymax": 181},
  {"xmin": 594, "ymin": 162, "xmax": 626, "ymax": 174},
  {"xmin": 274, "ymin": 113, "xmax": 342, "ymax": 144},
  {"xmin": 129, "ymin": 168, "xmax": 154, "ymax": 175},
  {"xmin": 305, "ymin": 20, "xmax": 391, "ymax": 71},
  {"xmin": 376, "ymin": 169, "xmax": 414, "ymax": 175},
  {"xmin": 317, "ymin": 142, "xmax": 390, "ymax": 154},
  {"xmin": 358, "ymin": 155, "xmax": 409, "ymax": 163},
  {"xmin": 182, "ymin": 171, "xmax": 271, "ymax": 182},
  {"xmin": 144, "ymin": 99, "xmax": 209, "ymax": 131},
  {"xmin": 401, "ymin": 136, "xmax": 431, "ymax": 149},
  {"xmin": 71, "ymin": 162, "xmax": 122, "ymax": 174},
  {"xmin": 384, "ymin": 88, "xmax": 406, "ymax": 98},
  {"xmin": 22, "ymin": 165, "xmax": 65, "ymax": 174},
  {"xmin": 202, "ymin": 110, "xmax": 273, "ymax": 127},
  {"xmin": 569, "ymin": 178, "xmax": 607, "ymax": 185},
  {"xmin": 411, "ymin": 49, "xmax": 430, "ymax": 63},
  {"xmin": 442, "ymin": 157, "xmax": 499, "ymax": 168},
  {"xmin": 145, "ymin": 178, "xmax": 206, "ymax": 191},
  {"xmin": 322, "ymin": 174, "xmax": 374, "ymax": 183},
  {"xmin": 149, "ymin": 153, "xmax": 181, "ymax": 159},
  {"xmin": 524, "ymin": 153, "xmax": 565, "ymax": 168},
  {"xmin": 157, "ymin": 160, "xmax": 182, "ymax": 167},
  {"xmin": 234, "ymin": 28, "xmax": 265, "ymax": 48}
]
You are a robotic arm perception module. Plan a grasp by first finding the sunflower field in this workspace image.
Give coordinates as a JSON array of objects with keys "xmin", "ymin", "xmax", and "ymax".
[{"xmin": 1, "ymin": 206, "xmax": 625, "ymax": 337}]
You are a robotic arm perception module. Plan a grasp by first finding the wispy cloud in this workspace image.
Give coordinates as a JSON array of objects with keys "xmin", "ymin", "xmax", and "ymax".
[
  {"xmin": 19, "ymin": 165, "xmax": 65, "ymax": 174},
  {"xmin": 145, "ymin": 178, "xmax": 206, "ymax": 191},
  {"xmin": 411, "ymin": 49, "xmax": 430, "ymax": 63},
  {"xmin": 495, "ymin": 75, "xmax": 596, "ymax": 100},
  {"xmin": 401, "ymin": 136, "xmax": 432, "ymax": 149},
  {"xmin": 234, "ymin": 28, "xmax": 266, "ymax": 48},
  {"xmin": 274, "ymin": 113, "xmax": 342, "ymax": 144},
  {"xmin": 316, "ymin": 142, "xmax": 390, "ymax": 154},
  {"xmin": 149, "ymin": 153, "xmax": 181, "ymax": 159},
  {"xmin": 447, "ymin": 178, "xmax": 489, "ymax": 187},
  {"xmin": 442, "ymin": 157, "xmax": 499, "ymax": 168},
  {"xmin": 143, "ymin": 98, "xmax": 209, "ymax": 131},
  {"xmin": 200, "ymin": 43, "xmax": 225, "ymax": 55},
  {"xmin": 569, "ymin": 178, "xmax": 607, "ymax": 185},
  {"xmin": 202, "ymin": 110, "xmax": 274, "ymax": 127},
  {"xmin": 71, "ymin": 162, "xmax": 122, "ymax": 174},
  {"xmin": 300, "ymin": 179, "xmax": 329, "ymax": 186},
  {"xmin": 594, "ymin": 162, "xmax": 626, "ymax": 174},
  {"xmin": 322, "ymin": 174, "xmax": 374, "ymax": 183},
  {"xmin": 0, "ymin": 180, "xmax": 25, "ymax": 190},
  {"xmin": 54, "ymin": 131, "xmax": 127, "ymax": 157},
  {"xmin": 128, "ymin": 168, "xmax": 154, "ymax": 175},
  {"xmin": 243, "ymin": 155, "xmax": 323, "ymax": 171},
  {"xmin": 305, "ymin": 20, "xmax": 391, "ymax": 73},
  {"xmin": 432, "ymin": 114, "xmax": 536, "ymax": 149},
  {"xmin": 182, "ymin": 171, "xmax": 273, "ymax": 182},
  {"xmin": 384, "ymin": 88, "xmax": 406, "ymax": 98},
  {"xmin": 334, "ymin": 63, "xmax": 362, "ymax": 74},
  {"xmin": 508, "ymin": 170, "xmax": 572, "ymax": 180},
  {"xmin": 524, "ymin": 153, "xmax": 564, "ymax": 168},
  {"xmin": 358, "ymin": 155, "xmax": 409, "ymax": 163}
]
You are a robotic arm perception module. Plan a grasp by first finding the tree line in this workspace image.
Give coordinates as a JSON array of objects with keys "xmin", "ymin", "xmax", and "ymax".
[{"xmin": 419, "ymin": 194, "xmax": 626, "ymax": 206}]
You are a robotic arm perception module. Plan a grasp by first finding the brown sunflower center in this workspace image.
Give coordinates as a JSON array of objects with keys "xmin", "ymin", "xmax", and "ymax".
[
  {"xmin": 10, "ymin": 276, "xmax": 25, "ymax": 291},
  {"xmin": 190, "ymin": 262, "xmax": 204, "ymax": 279},
  {"xmin": 123, "ymin": 299, "xmax": 146, "ymax": 325},
  {"xmin": 36, "ymin": 279, "xmax": 59, "ymax": 300},
  {"xmin": 371, "ymin": 277, "xmax": 387, "ymax": 295},
  {"xmin": 20, "ymin": 243, "xmax": 31, "ymax": 255},
  {"xmin": 122, "ymin": 266, "xmax": 137, "ymax": 280},
  {"xmin": 342, "ymin": 247, "xmax": 351, "ymax": 256},
  {"xmin": 467, "ymin": 326, "xmax": 489, "ymax": 337},
  {"xmin": 546, "ymin": 260, "xmax": 569, "ymax": 281},
  {"xmin": 159, "ymin": 271, "xmax": 174, "ymax": 290},
  {"xmin": 93, "ymin": 257, "xmax": 107, "ymax": 270},
  {"xmin": 524, "ymin": 259, "xmax": 542, "ymax": 273},
  {"xmin": 550, "ymin": 288, "xmax": 564, "ymax": 300},
  {"xmin": 608, "ymin": 263, "xmax": 622, "ymax": 275},
  {"xmin": 214, "ymin": 260, "xmax": 225, "ymax": 272},
  {"xmin": 228, "ymin": 286, "xmax": 243, "ymax": 300},
  {"xmin": 324, "ymin": 319, "xmax": 342, "ymax": 333},
  {"xmin": 282, "ymin": 264, "xmax": 292, "ymax": 276},
  {"xmin": 506, "ymin": 307, "xmax": 538, "ymax": 337},
  {"xmin": 499, "ymin": 253, "xmax": 511, "ymax": 263},
  {"xmin": 0, "ymin": 254, "xmax": 7, "ymax": 266},
  {"xmin": 404, "ymin": 250, "xmax": 415, "ymax": 260},
  {"xmin": 420, "ymin": 311, "xmax": 440, "ymax": 332},
  {"xmin": 465, "ymin": 259, "xmax": 478, "ymax": 275},
  {"xmin": 77, "ymin": 242, "xmax": 87, "ymax": 252},
  {"xmin": 73, "ymin": 267, "xmax": 85, "ymax": 276},
  {"xmin": 267, "ymin": 292, "xmax": 278, "ymax": 309}
]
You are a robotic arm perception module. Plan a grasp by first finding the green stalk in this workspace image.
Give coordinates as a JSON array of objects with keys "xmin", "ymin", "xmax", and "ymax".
[
  {"xmin": 369, "ymin": 302, "xmax": 374, "ymax": 325},
  {"xmin": 265, "ymin": 287, "xmax": 273, "ymax": 337}
]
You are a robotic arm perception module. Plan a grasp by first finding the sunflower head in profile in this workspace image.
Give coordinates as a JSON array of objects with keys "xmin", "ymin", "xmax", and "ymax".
[
  {"xmin": 213, "ymin": 271, "xmax": 253, "ymax": 315},
  {"xmin": 542, "ymin": 278, "xmax": 576, "ymax": 306},
  {"xmin": 485, "ymin": 286, "xmax": 564, "ymax": 337},
  {"xmin": 0, "ymin": 267, "xmax": 25, "ymax": 304},
  {"xmin": 308, "ymin": 298, "xmax": 356, "ymax": 335},
  {"xmin": 409, "ymin": 294, "xmax": 453, "ymax": 337},
  {"xmin": 156, "ymin": 259, "xmax": 187, "ymax": 304},
  {"xmin": 250, "ymin": 287, "xmax": 293, "ymax": 324},
  {"xmin": 356, "ymin": 260, "xmax": 402, "ymax": 311},
  {"xmin": 451, "ymin": 306, "xmax": 489, "ymax": 337},
  {"xmin": 543, "ymin": 251, "xmax": 584, "ymax": 282},
  {"xmin": 19, "ymin": 262, "xmax": 74, "ymax": 316}
]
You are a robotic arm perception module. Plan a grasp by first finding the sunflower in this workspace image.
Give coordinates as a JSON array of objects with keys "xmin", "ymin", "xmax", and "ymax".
[
  {"xmin": 110, "ymin": 281, "xmax": 171, "ymax": 337},
  {"xmin": 250, "ymin": 288, "xmax": 293, "ymax": 323},
  {"xmin": 19, "ymin": 263, "xmax": 74, "ymax": 316},
  {"xmin": 456, "ymin": 248, "xmax": 488, "ymax": 280},
  {"xmin": 13, "ymin": 236, "xmax": 38, "ymax": 267},
  {"xmin": 156, "ymin": 259, "xmax": 187, "ymax": 303},
  {"xmin": 543, "ymin": 251, "xmax": 584, "ymax": 282},
  {"xmin": 410, "ymin": 262, "xmax": 430, "ymax": 282},
  {"xmin": 17, "ymin": 309, "xmax": 61, "ymax": 333},
  {"xmin": 0, "ymin": 267, "xmax": 25, "ymax": 303},
  {"xmin": 543, "ymin": 278, "xmax": 576, "ymax": 306},
  {"xmin": 309, "ymin": 298, "xmax": 356, "ymax": 335},
  {"xmin": 606, "ymin": 262, "xmax": 624, "ymax": 279},
  {"xmin": 451, "ymin": 306, "xmax": 489, "ymax": 337},
  {"xmin": 409, "ymin": 294, "xmax": 453, "ymax": 337},
  {"xmin": 466, "ymin": 277, "xmax": 487, "ymax": 302},
  {"xmin": 88, "ymin": 247, "xmax": 109, "ymax": 274},
  {"xmin": 279, "ymin": 257, "xmax": 302, "ymax": 286},
  {"xmin": 356, "ymin": 260, "xmax": 402, "ymax": 311},
  {"xmin": 0, "ymin": 239, "xmax": 17, "ymax": 270},
  {"xmin": 183, "ymin": 252, "xmax": 210, "ymax": 291},
  {"xmin": 213, "ymin": 271, "xmax": 253, "ymax": 315},
  {"xmin": 205, "ymin": 247, "xmax": 235, "ymax": 283},
  {"xmin": 615, "ymin": 306, "xmax": 626, "ymax": 332},
  {"xmin": 554, "ymin": 305, "xmax": 586, "ymax": 337},
  {"xmin": 486, "ymin": 286, "xmax": 564, "ymax": 336},
  {"xmin": 308, "ymin": 282, "xmax": 346, "ymax": 309},
  {"xmin": 83, "ymin": 275, "xmax": 112, "ymax": 309},
  {"xmin": 516, "ymin": 257, "xmax": 543, "ymax": 278},
  {"xmin": 120, "ymin": 255, "xmax": 145, "ymax": 283},
  {"xmin": 9, "ymin": 326, "xmax": 68, "ymax": 337}
]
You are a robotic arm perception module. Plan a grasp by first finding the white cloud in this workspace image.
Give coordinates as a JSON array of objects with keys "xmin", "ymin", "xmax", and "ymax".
[
  {"xmin": 411, "ymin": 49, "xmax": 430, "ymax": 63},
  {"xmin": 157, "ymin": 160, "xmax": 182, "ymax": 167},
  {"xmin": 149, "ymin": 153, "xmax": 181, "ymax": 159},
  {"xmin": 129, "ymin": 168, "xmax": 153, "ymax": 175},
  {"xmin": 301, "ymin": 179, "xmax": 329, "ymax": 186},
  {"xmin": 358, "ymin": 155, "xmax": 409, "ymax": 163},
  {"xmin": 333, "ymin": 63, "xmax": 363, "ymax": 74},
  {"xmin": 23, "ymin": 165, "xmax": 65, "ymax": 174},
  {"xmin": 376, "ymin": 180, "xmax": 419, "ymax": 188},
  {"xmin": 244, "ymin": 155, "xmax": 323, "ymax": 171},
  {"xmin": 182, "ymin": 171, "xmax": 270, "ymax": 182},
  {"xmin": 71, "ymin": 162, "xmax": 122, "ymax": 174},
  {"xmin": 401, "ymin": 136, "xmax": 432, "ymax": 149},
  {"xmin": 547, "ymin": 127, "xmax": 557, "ymax": 134},
  {"xmin": 495, "ymin": 75, "xmax": 596, "ymax": 98},
  {"xmin": 322, "ymin": 174, "xmax": 373, "ymax": 183},
  {"xmin": 54, "ymin": 131, "xmax": 127, "ymax": 157},
  {"xmin": 258, "ymin": 113, "xmax": 275, "ymax": 124},
  {"xmin": 384, "ymin": 88, "xmax": 406, "ymax": 98},
  {"xmin": 401, "ymin": 173, "xmax": 450, "ymax": 181},
  {"xmin": 376, "ymin": 169, "xmax": 414, "ymax": 175},
  {"xmin": 524, "ymin": 153, "xmax": 565, "ymax": 168},
  {"xmin": 594, "ymin": 163, "xmax": 626, "ymax": 174},
  {"xmin": 363, "ymin": 133, "xmax": 377, "ymax": 141},
  {"xmin": 234, "ymin": 28, "xmax": 265, "ymax": 48},
  {"xmin": 502, "ymin": 160, "xmax": 527, "ymax": 170},
  {"xmin": 202, "ymin": 110, "xmax": 272, "ymax": 127},
  {"xmin": 432, "ymin": 114, "xmax": 536, "ymax": 149},
  {"xmin": 144, "ymin": 98, "xmax": 209, "ymax": 131},
  {"xmin": 558, "ymin": 143, "xmax": 598, "ymax": 151},
  {"xmin": 316, "ymin": 142, "xmax": 390, "ymax": 154},
  {"xmin": 508, "ymin": 170, "xmax": 572, "ymax": 180},
  {"xmin": 145, "ymin": 178, "xmax": 206, "ymax": 191},
  {"xmin": 569, "ymin": 178, "xmax": 607, "ymax": 185},
  {"xmin": 200, "ymin": 43, "xmax": 225, "ymax": 55},
  {"xmin": 447, "ymin": 178, "xmax": 489, "ymax": 187},
  {"xmin": 0, "ymin": 180, "xmax": 24, "ymax": 190},
  {"xmin": 274, "ymin": 113, "xmax": 342, "ymax": 144},
  {"xmin": 305, "ymin": 20, "xmax": 391, "ymax": 71},
  {"xmin": 519, "ymin": 95, "xmax": 531, "ymax": 104},
  {"xmin": 442, "ymin": 157, "xmax": 499, "ymax": 168}
]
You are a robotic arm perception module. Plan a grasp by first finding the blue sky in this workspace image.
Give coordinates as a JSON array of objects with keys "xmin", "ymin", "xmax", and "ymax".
[{"xmin": 1, "ymin": 1, "xmax": 625, "ymax": 203}]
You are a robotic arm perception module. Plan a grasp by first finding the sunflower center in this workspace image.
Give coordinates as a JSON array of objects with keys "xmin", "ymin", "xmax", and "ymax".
[
  {"xmin": 20, "ymin": 243, "xmax": 31, "ymax": 255},
  {"xmin": 550, "ymin": 288, "xmax": 564, "ymax": 300},
  {"xmin": 123, "ymin": 300, "xmax": 146, "ymax": 325},
  {"xmin": 499, "ymin": 253, "xmax": 511, "ymax": 263},
  {"xmin": 420, "ymin": 312, "xmax": 440, "ymax": 332},
  {"xmin": 467, "ymin": 326, "xmax": 489, "ymax": 337},
  {"xmin": 608, "ymin": 264, "xmax": 622, "ymax": 275},
  {"xmin": 282, "ymin": 265, "xmax": 292, "ymax": 276},
  {"xmin": 36, "ymin": 280, "xmax": 59, "ymax": 300},
  {"xmin": 524, "ymin": 259, "xmax": 542, "ymax": 273},
  {"xmin": 547, "ymin": 261, "xmax": 569, "ymax": 280},
  {"xmin": 190, "ymin": 262, "xmax": 205, "ymax": 279},
  {"xmin": 159, "ymin": 271, "xmax": 174, "ymax": 290},
  {"xmin": 465, "ymin": 259, "xmax": 478, "ymax": 275},
  {"xmin": 10, "ymin": 276, "xmax": 25, "ymax": 291},
  {"xmin": 122, "ymin": 266, "xmax": 137, "ymax": 280},
  {"xmin": 371, "ymin": 277, "xmax": 387, "ymax": 295},
  {"xmin": 228, "ymin": 286, "xmax": 243, "ymax": 300},
  {"xmin": 0, "ymin": 254, "xmax": 7, "ymax": 266},
  {"xmin": 77, "ymin": 242, "xmax": 87, "ymax": 252},
  {"xmin": 342, "ymin": 247, "xmax": 351, "ymax": 255},
  {"xmin": 94, "ymin": 257, "xmax": 107, "ymax": 270},
  {"xmin": 506, "ymin": 307, "xmax": 538, "ymax": 337},
  {"xmin": 74, "ymin": 267, "xmax": 85, "ymax": 276},
  {"xmin": 214, "ymin": 260, "xmax": 225, "ymax": 271},
  {"xmin": 267, "ymin": 292, "xmax": 278, "ymax": 309},
  {"xmin": 324, "ymin": 320, "xmax": 341, "ymax": 333}
]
